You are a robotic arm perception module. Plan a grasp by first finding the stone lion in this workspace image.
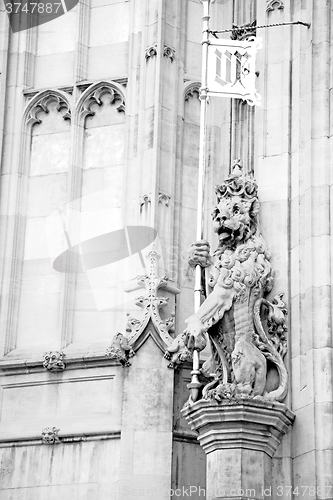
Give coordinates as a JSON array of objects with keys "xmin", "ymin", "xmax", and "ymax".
[{"xmin": 185, "ymin": 165, "xmax": 288, "ymax": 402}]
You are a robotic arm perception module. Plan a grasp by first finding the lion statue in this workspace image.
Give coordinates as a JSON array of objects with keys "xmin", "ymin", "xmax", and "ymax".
[{"xmin": 184, "ymin": 165, "xmax": 288, "ymax": 402}]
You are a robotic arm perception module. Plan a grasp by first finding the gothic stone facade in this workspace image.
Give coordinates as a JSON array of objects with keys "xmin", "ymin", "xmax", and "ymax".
[{"xmin": 0, "ymin": 0, "xmax": 332, "ymax": 499}]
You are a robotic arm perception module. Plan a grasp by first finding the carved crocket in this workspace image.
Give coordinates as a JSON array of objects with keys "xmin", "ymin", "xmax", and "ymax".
[{"xmin": 185, "ymin": 166, "xmax": 288, "ymax": 402}]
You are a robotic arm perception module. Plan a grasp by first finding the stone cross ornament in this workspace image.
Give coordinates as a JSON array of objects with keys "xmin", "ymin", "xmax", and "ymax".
[{"xmin": 185, "ymin": 165, "xmax": 289, "ymax": 403}]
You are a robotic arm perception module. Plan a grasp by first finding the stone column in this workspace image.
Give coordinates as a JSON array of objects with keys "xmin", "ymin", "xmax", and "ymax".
[
  {"xmin": 116, "ymin": 0, "xmax": 184, "ymax": 498},
  {"xmin": 183, "ymin": 400, "xmax": 295, "ymax": 500},
  {"xmin": 289, "ymin": 0, "xmax": 333, "ymax": 494}
]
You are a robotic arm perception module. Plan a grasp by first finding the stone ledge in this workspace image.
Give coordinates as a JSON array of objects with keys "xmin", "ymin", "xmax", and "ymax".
[
  {"xmin": 172, "ymin": 428, "xmax": 199, "ymax": 443},
  {"xmin": 0, "ymin": 430, "xmax": 121, "ymax": 448},
  {"xmin": 0, "ymin": 354, "xmax": 120, "ymax": 376},
  {"xmin": 182, "ymin": 399, "xmax": 295, "ymax": 457}
]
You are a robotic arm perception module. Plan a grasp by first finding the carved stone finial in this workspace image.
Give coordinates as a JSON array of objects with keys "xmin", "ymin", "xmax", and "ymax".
[
  {"xmin": 42, "ymin": 427, "xmax": 60, "ymax": 444},
  {"xmin": 231, "ymin": 159, "xmax": 243, "ymax": 177},
  {"xmin": 126, "ymin": 249, "xmax": 179, "ymax": 353},
  {"xmin": 230, "ymin": 20, "xmax": 257, "ymax": 41},
  {"xmin": 106, "ymin": 332, "xmax": 135, "ymax": 367},
  {"xmin": 266, "ymin": 0, "xmax": 284, "ymax": 12},
  {"xmin": 43, "ymin": 351, "xmax": 66, "ymax": 372}
]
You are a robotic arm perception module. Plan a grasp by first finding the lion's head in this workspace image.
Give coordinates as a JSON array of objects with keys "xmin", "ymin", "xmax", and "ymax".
[{"xmin": 212, "ymin": 166, "xmax": 259, "ymax": 249}]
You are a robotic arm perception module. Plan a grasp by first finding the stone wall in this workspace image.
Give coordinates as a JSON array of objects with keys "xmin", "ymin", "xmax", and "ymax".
[{"xmin": 0, "ymin": 0, "xmax": 331, "ymax": 499}]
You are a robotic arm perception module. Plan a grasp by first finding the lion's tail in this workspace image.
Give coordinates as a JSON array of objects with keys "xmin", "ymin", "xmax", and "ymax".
[{"xmin": 253, "ymin": 298, "xmax": 288, "ymax": 402}]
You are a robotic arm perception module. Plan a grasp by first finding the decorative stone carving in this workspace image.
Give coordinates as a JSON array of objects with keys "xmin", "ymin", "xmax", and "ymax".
[
  {"xmin": 184, "ymin": 165, "xmax": 289, "ymax": 402},
  {"xmin": 43, "ymin": 351, "xmax": 66, "ymax": 372},
  {"xmin": 163, "ymin": 45, "xmax": 175, "ymax": 61},
  {"xmin": 42, "ymin": 427, "xmax": 60, "ymax": 444},
  {"xmin": 158, "ymin": 192, "xmax": 171, "ymax": 206},
  {"xmin": 26, "ymin": 92, "xmax": 71, "ymax": 127},
  {"xmin": 145, "ymin": 44, "xmax": 175, "ymax": 61},
  {"xmin": 106, "ymin": 332, "xmax": 135, "ymax": 367},
  {"xmin": 266, "ymin": 0, "xmax": 284, "ymax": 12},
  {"xmin": 145, "ymin": 43, "xmax": 158, "ymax": 60},
  {"xmin": 182, "ymin": 399, "xmax": 295, "ymax": 456},
  {"xmin": 139, "ymin": 194, "xmax": 151, "ymax": 210},
  {"xmin": 164, "ymin": 332, "xmax": 192, "ymax": 369},
  {"xmin": 184, "ymin": 82, "xmax": 201, "ymax": 101},
  {"xmin": 80, "ymin": 83, "xmax": 125, "ymax": 120},
  {"xmin": 127, "ymin": 249, "xmax": 178, "ymax": 352},
  {"xmin": 182, "ymin": 399, "xmax": 295, "ymax": 499},
  {"xmin": 230, "ymin": 20, "xmax": 257, "ymax": 41}
]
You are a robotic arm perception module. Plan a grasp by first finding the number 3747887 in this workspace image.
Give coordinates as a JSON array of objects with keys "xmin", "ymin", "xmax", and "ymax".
[
  {"xmin": 5, "ymin": 2, "xmax": 63, "ymax": 14},
  {"xmin": 276, "ymin": 486, "xmax": 332, "ymax": 497}
]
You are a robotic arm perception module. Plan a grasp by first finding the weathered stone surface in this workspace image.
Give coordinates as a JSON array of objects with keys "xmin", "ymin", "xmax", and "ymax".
[
  {"xmin": 0, "ymin": 439, "xmax": 120, "ymax": 500},
  {"xmin": 184, "ymin": 168, "xmax": 289, "ymax": 403},
  {"xmin": 118, "ymin": 337, "xmax": 174, "ymax": 500},
  {"xmin": 182, "ymin": 399, "xmax": 294, "ymax": 500},
  {"xmin": 0, "ymin": 0, "xmax": 332, "ymax": 497}
]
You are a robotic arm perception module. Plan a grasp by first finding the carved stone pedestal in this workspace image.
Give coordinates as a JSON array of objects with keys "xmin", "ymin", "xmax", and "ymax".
[{"xmin": 182, "ymin": 399, "xmax": 295, "ymax": 500}]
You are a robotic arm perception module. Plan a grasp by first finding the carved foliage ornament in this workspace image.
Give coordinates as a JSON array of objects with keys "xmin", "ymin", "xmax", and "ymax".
[
  {"xmin": 145, "ymin": 43, "xmax": 158, "ymax": 60},
  {"xmin": 106, "ymin": 332, "xmax": 135, "ymax": 367},
  {"xmin": 42, "ymin": 427, "xmax": 60, "ymax": 444},
  {"xmin": 266, "ymin": 0, "xmax": 284, "ymax": 12},
  {"xmin": 158, "ymin": 192, "xmax": 171, "ymax": 206},
  {"xmin": 163, "ymin": 45, "xmax": 175, "ymax": 61},
  {"xmin": 43, "ymin": 351, "xmax": 66, "ymax": 372},
  {"xmin": 145, "ymin": 44, "xmax": 175, "ymax": 61},
  {"xmin": 230, "ymin": 20, "xmax": 257, "ymax": 41}
]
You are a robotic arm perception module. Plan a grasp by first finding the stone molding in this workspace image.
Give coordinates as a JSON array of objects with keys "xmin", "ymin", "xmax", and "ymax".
[
  {"xmin": 25, "ymin": 90, "xmax": 71, "ymax": 127},
  {"xmin": 0, "ymin": 353, "xmax": 121, "ymax": 375},
  {"xmin": 78, "ymin": 81, "xmax": 125, "ymax": 120},
  {"xmin": 0, "ymin": 430, "xmax": 121, "ymax": 448},
  {"xmin": 182, "ymin": 399, "xmax": 295, "ymax": 457},
  {"xmin": 172, "ymin": 429, "xmax": 200, "ymax": 444},
  {"xmin": 266, "ymin": 0, "xmax": 284, "ymax": 12},
  {"xmin": 184, "ymin": 81, "xmax": 201, "ymax": 101}
]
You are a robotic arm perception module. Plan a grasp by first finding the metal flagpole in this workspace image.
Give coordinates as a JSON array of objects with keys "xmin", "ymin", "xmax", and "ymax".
[{"xmin": 189, "ymin": 0, "xmax": 214, "ymax": 403}]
